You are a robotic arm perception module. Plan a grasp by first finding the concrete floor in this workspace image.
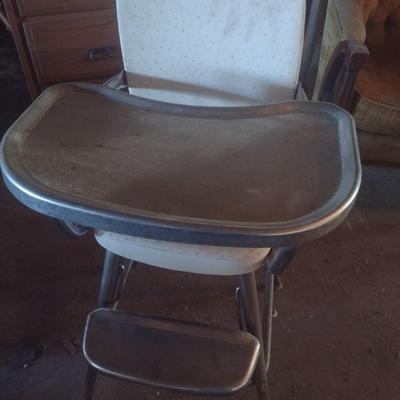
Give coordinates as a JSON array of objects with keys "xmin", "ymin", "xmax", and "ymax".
[{"xmin": 1, "ymin": 26, "xmax": 400, "ymax": 400}]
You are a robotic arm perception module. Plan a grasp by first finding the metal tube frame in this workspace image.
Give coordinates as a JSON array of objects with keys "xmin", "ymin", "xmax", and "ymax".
[
  {"xmin": 239, "ymin": 273, "xmax": 270, "ymax": 400},
  {"xmin": 84, "ymin": 247, "xmax": 294, "ymax": 400},
  {"xmin": 84, "ymin": 251, "xmax": 134, "ymax": 400},
  {"xmin": 262, "ymin": 267, "xmax": 275, "ymax": 371},
  {"xmin": 237, "ymin": 247, "xmax": 296, "ymax": 400}
]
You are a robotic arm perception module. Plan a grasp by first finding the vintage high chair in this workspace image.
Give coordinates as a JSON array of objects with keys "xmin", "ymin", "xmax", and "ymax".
[{"xmin": 0, "ymin": 1, "xmax": 361, "ymax": 399}]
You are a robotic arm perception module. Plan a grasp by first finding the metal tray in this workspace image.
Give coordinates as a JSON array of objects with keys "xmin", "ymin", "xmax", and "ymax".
[{"xmin": 0, "ymin": 83, "xmax": 361, "ymax": 247}]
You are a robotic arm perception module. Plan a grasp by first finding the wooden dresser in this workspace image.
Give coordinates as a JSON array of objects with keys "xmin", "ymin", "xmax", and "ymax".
[{"xmin": 3, "ymin": 0, "xmax": 123, "ymax": 99}]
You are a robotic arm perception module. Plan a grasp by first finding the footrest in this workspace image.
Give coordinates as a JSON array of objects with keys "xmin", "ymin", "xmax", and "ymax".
[{"xmin": 83, "ymin": 308, "xmax": 260, "ymax": 395}]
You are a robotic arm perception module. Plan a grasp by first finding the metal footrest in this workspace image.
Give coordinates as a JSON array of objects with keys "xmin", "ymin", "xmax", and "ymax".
[{"xmin": 83, "ymin": 308, "xmax": 260, "ymax": 395}]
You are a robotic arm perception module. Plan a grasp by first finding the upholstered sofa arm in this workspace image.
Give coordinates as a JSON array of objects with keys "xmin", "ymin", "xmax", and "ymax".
[
  {"xmin": 331, "ymin": 0, "xmax": 368, "ymax": 42},
  {"xmin": 314, "ymin": 0, "xmax": 369, "ymax": 110}
]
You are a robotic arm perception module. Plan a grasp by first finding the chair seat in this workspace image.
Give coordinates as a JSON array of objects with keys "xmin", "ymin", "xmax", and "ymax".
[
  {"xmin": 95, "ymin": 230, "xmax": 270, "ymax": 275},
  {"xmin": 83, "ymin": 308, "xmax": 260, "ymax": 395}
]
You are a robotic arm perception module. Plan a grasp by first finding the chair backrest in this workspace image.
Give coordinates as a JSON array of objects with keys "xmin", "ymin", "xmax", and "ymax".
[{"xmin": 116, "ymin": 0, "xmax": 307, "ymax": 106}]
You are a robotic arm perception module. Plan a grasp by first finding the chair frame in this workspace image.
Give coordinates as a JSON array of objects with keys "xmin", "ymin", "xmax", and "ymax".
[
  {"xmin": 47, "ymin": 1, "xmax": 362, "ymax": 399},
  {"xmin": 83, "ymin": 247, "xmax": 295, "ymax": 400}
]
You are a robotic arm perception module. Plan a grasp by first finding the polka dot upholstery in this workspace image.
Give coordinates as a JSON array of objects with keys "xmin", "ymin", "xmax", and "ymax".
[{"xmin": 116, "ymin": 0, "xmax": 306, "ymax": 106}]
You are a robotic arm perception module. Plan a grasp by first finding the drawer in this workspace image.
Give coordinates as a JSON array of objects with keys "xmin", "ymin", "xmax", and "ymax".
[
  {"xmin": 23, "ymin": 9, "xmax": 123, "ymax": 85},
  {"xmin": 17, "ymin": 0, "xmax": 115, "ymax": 17}
]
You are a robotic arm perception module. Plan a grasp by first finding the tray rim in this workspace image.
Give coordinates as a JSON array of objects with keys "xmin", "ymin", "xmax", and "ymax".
[{"xmin": 0, "ymin": 83, "xmax": 362, "ymax": 247}]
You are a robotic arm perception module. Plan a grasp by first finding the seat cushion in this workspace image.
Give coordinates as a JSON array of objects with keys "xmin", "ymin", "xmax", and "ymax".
[
  {"xmin": 95, "ymin": 230, "xmax": 270, "ymax": 276},
  {"xmin": 116, "ymin": 0, "xmax": 306, "ymax": 106},
  {"xmin": 354, "ymin": 24, "xmax": 400, "ymax": 136}
]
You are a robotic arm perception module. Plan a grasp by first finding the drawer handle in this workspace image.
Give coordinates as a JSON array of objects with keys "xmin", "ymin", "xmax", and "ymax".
[{"xmin": 87, "ymin": 47, "xmax": 114, "ymax": 61}]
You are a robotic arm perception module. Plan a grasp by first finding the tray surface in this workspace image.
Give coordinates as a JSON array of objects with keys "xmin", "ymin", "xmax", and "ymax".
[{"xmin": 0, "ymin": 83, "xmax": 361, "ymax": 246}]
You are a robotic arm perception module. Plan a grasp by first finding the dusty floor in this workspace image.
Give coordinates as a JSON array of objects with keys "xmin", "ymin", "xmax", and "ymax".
[{"xmin": 1, "ymin": 26, "xmax": 400, "ymax": 400}]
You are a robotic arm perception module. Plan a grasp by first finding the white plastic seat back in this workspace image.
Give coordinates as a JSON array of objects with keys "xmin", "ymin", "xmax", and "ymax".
[{"xmin": 117, "ymin": 0, "xmax": 306, "ymax": 106}]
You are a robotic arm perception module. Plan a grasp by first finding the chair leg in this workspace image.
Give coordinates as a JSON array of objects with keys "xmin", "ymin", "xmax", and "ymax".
[
  {"xmin": 262, "ymin": 247, "xmax": 296, "ymax": 368},
  {"xmin": 263, "ymin": 266, "xmax": 274, "ymax": 372},
  {"xmin": 98, "ymin": 251, "xmax": 134, "ymax": 308},
  {"xmin": 83, "ymin": 250, "xmax": 135, "ymax": 400},
  {"xmin": 239, "ymin": 273, "xmax": 270, "ymax": 400},
  {"xmin": 267, "ymin": 247, "xmax": 296, "ymax": 289},
  {"xmin": 83, "ymin": 366, "xmax": 98, "ymax": 400}
]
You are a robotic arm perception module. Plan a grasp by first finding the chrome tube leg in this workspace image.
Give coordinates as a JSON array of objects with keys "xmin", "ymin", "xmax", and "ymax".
[
  {"xmin": 83, "ymin": 250, "xmax": 135, "ymax": 400},
  {"xmin": 83, "ymin": 367, "xmax": 98, "ymax": 400},
  {"xmin": 261, "ymin": 247, "xmax": 295, "ymax": 372},
  {"xmin": 239, "ymin": 273, "xmax": 270, "ymax": 400},
  {"xmin": 263, "ymin": 266, "xmax": 274, "ymax": 371},
  {"xmin": 268, "ymin": 247, "xmax": 296, "ymax": 289},
  {"xmin": 98, "ymin": 251, "xmax": 134, "ymax": 308}
]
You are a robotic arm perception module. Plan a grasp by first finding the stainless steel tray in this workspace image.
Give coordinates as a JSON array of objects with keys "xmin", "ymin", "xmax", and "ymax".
[{"xmin": 0, "ymin": 83, "xmax": 361, "ymax": 246}]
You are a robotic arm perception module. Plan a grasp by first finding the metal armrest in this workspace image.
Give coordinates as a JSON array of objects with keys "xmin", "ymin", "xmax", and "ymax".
[
  {"xmin": 319, "ymin": 39, "xmax": 368, "ymax": 111},
  {"xmin": 103, "ymin": 70, "xmax": 128, "ymax": 91},
  {"xmin": 295, "ymin": 83, "xmax": 309, "ymax": 100},
  {"xmin": 51, "ymin": 218, "xmax": 89, "ymax": 238}
]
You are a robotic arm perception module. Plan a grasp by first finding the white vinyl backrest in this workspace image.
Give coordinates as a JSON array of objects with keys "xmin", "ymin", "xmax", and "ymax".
[{"xmin": 116, "ymin": 0, "xmax": 306, "ymax": 106}]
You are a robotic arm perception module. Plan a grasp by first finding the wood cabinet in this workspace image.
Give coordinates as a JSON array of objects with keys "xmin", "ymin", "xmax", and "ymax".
[{"xmin": 4, "ymin": 0, "xmax": 123, "ymax": 99}]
